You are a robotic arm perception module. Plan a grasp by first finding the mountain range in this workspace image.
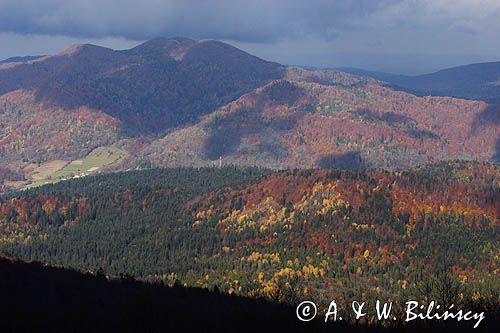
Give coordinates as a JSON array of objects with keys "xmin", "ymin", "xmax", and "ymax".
[
  {"xmin": 1, "ymin": 38, "xmax": 499, "ymax": 331},
  {"xmin": 340, "ymin": 61, "xmax": 500, "ymax": 105},
  {"xmin": 0, "ymin": 38, "xmax": 498, "ymax": 192}
]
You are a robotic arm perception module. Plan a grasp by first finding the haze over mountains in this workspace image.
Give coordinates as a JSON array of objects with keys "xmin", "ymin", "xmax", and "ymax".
[
  {"xmin": 341, "ymin": 61, "xmax": 500, "ymax": 105},
  {"xmin": 0, "ymin": 37, "xmax": 498, "ymax": 191}
]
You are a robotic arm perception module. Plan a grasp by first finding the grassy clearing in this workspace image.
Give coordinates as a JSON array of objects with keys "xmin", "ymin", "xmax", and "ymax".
[
  {"xmin": 30, "ymin": 160, "xmax": 69, "ymax": 181},
  {"xmin": 25, "ymin": 145, "xmax": 128, "ymax": 189}
]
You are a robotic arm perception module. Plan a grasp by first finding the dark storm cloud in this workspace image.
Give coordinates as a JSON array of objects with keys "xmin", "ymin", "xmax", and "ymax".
[
  {"xmin": 0, "ymin": 0, "xmax": 399, "ymax": 42},
  {"xmin": 1, "ymin": 0, "xmax": 500, "ymax": 73}
]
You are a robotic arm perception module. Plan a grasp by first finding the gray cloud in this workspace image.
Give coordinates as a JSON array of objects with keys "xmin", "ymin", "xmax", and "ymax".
[
  {"xmin": 1, "ymin": 0, "xmax": 500, "ymax": 74},
  {"xmin": 0, "ymin": 0, "xmax": 400, "ymax": 42}
]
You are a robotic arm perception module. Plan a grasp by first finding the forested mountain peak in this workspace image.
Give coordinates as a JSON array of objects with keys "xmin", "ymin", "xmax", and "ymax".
[
  {"xmin": 57, "ymin": 43, "xmax": 116, "ymax": 56},
  {"xmin": 0, "ymin": 37, "xmax": 284, "ymax": 136},
  {"xmin": 125, "ymin": 37, "xmax": 197, "ymax": 59}
]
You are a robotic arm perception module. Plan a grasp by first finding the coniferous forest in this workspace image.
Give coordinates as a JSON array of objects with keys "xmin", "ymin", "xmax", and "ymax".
[{"xmin": 0, "ymin": 162, "xmax": 498, "ymax": 331}]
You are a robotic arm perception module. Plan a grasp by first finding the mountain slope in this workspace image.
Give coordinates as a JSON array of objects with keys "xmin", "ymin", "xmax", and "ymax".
[
  {"xmin": 138, "ymin": 68, "xmax": 499, "ymax": 169},
  {"xmin": 340, "ymin": 62, "xmax": 500, "ymax": 105},
  {"xmin": 0, "ymin": 39, "xmax": 499, "ymax": 191},
  {"xmin": 0, "ymin": 37, "xmax": 284, "ymax": 135},
  {"xmin": 0, "ymin": 163, "xmax": 498, "ymax": 330}
]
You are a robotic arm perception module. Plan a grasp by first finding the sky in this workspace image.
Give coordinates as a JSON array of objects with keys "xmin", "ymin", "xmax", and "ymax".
[{"xmin": 1, "ymin": 0, "xmax": 500, "ymax": 74}]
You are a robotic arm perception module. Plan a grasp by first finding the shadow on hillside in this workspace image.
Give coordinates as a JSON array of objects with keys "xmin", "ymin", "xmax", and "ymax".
[
  {"xmin": 1, "ymin": 255, "xmax": 498, "ymax": 333},
  {"xmin": 354, "ymin": 109, "xmax": 411, "ymax": 126},
  {"xmin": 471, "ymin": 104, "xmax": 500, "ymax": 134},
  {"xmin": 317, "ymin": 151, "xmax": 371, "ymax": 169},
  {"xmin": 203, "ymin": 81, "xmax": 307, "ymax": 160},
  {"xmin": 405, "ymin": 128, "xmax": 440, "ymax": 140},
  {"xmin": 494, "ymin": 138, "xmax": 500, "ymax": 163},
  {"xmin": 203, "ymin": 109, "xmax": 261, "ymax": 160}
]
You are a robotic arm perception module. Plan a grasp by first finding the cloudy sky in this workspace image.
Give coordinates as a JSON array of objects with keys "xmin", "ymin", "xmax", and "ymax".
[{"xmin": 1, "ymin": 0, "xmax": 499, "ymax": 74}]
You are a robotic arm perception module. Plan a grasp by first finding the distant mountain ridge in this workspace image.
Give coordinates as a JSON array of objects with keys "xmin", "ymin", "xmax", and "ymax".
[
  {"xmin": 339, "ymin": 61, "xmax": 500, "ymax": 104},
  {"xmin": 0, "ymin": 55, "xmax": 45, "ymax": 64},
  {"xmin": 0, "ymin": 38, "xmax": 499, "ymax": 191}
]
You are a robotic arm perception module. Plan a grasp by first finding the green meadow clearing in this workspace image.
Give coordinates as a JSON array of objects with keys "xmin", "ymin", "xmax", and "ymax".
[{"xmin": 26, "ymin": 145, "xmax": 127, "ymax": 189}]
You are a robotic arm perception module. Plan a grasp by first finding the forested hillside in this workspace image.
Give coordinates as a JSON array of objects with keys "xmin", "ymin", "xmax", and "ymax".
[
  {"xmin": 0, "ymin": 163, "xmax": 498, "ymax": 325},
  {"xmin": 3, "ymin": 254, "xmax": 497, "ymax": 332},
  {"xmin": 0, "ymin": 38, "xmax": 284, "ymax": 135},
  {"xmin": 1, "ymin": 39, "xmax": 498, "ymax": 192},
  {"xmin": 140, "ymin": 73, "xmax": 498, "ymax": 170}
]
